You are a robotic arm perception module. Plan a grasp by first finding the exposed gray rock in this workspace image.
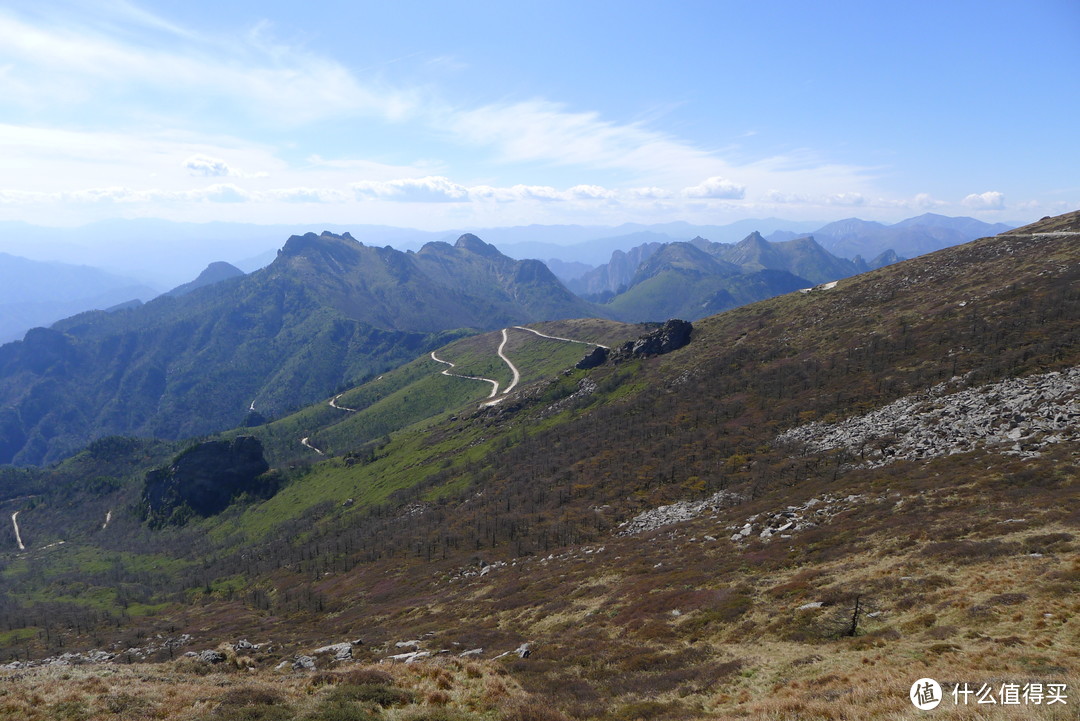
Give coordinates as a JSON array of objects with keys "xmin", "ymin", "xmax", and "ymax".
[
  {"xmin": 617, "ymin": 490, "xmax": 741, "ymax": 536},
  {"xmin": 292, "ymin": 655, "xmax": 316, "ymax": 670},
  {"xmin": 576, "ymin": 346, "xmax": 609, "ymax": 369},
  {"xmin": 198, "ymin": 649, "xmax": 227, "ymax": 664},
  {"xmin": 724, "ymin": 494, "xmax": 872, "ymax": 544},
  {"xmin": 777, "ymin": 367, "xmax": 1080, "ymax": 467},
  {"xmin": 614, "ymin": 319, "xmax": 693, "ymax": 360},
  {"xmin": 383, "ymin": 650, "xmax": 431, "ymax": 664},
  {"xmin": 233, "ymin": 639, "xmax": 261, "ymax": 652},
  {"xmin": 312, "ymin": 642, "xmax": 353, "ymax": 661}
]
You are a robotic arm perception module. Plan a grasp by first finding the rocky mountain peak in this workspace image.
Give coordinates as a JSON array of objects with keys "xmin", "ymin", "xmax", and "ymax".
[
  {"xmin": 736, "ymin": 231, "xmax": 768, "ymax": 246},
  {"xmin": 454, "ymin": 233, "xmax": 504, "ymax": 258},
  {"xmin": 164, "ymin": 261, "xmax": 244, "ymax": 298}
]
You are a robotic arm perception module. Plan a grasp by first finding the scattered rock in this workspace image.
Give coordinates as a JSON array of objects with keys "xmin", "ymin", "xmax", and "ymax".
[
  {"xmin": 777, "ymin": 367, "xmax": 1080, "ymax": 467},
  {"xmin": 198, "ymin": 650, "xmax": 227, "ymax": 664},
  {"xmin": 727, "ymin": 493, "xmax": 866, "ymax": 544},
  {"xmin": 618, "ymin": 490, "xmax": 741, "ymax": 536},
  {"xmin": 384, "ymin": 650, "xmax": 431, "ymax": 664},
  {"xmin": 312, "ymin": 642, "xmax": 353, "ymax": 661},
  {"xmin": 292, "ymin": 655, "xmax": 316, "ymax": 670}
]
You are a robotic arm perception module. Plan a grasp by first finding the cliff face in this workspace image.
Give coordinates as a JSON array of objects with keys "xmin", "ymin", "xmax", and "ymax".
[{"xmin": 143, "ymin": 436, "xmax": 274, "ymax": 526}]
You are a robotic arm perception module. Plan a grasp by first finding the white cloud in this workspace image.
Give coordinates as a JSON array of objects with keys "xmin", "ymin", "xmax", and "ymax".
[
  {"xmin": 682, "ymin": 176, "xmax": 746, "ymax": 200},
  {"xmin": 0, "ymin": 6, "xmax": 900, "ymax": 227},
  {"xmin": 504, "ymin": 185, "xmax": 566, "ymax": 202},
  {"xmin": 267, "ymin": 187, "xmax": 350, "ymax": 203},
  {"xmin": 184, "ymin": 155, "xmax": 233, "ymax": 177},
  {"xmin": 351, "ymin": 178, "xmax": 625, "ymax": 204},
  {"xmin": 0, "ymin": 189, "xmax": 48, "ymax": 204},
  {"xmin": 825, "ymin": 192, "xmax": 866, "ymax": 206},
  {"xmin": 629, "ymin": 187, "xmax": 671, "ymax": 199},
  {"xmin": 183, "ymin": 154, "xmax": 268, "ymax": 179},
  {"xmin": 912, "ymin": 193, "xmax": 947, "ymax": 210},
  {"xmin": 759, "ymin": 189, "xmax": 807, "ymax": 204},
  {"xmin": 566, "ymin": 184, "xmax": 617, "ymax": 200},
  {"xmin": 962, "ymin": 191, "xmax": 1005, "ymax": 210},
  {"xmin": 188, "ymin": 184, "xmax": 251, "ymax": 203},
  {"xmin": 59, "ymin": 184, "xmax": 253, "ymax": 204},
  {"xmin": 352, "ymin": 176, "xmax": 469, "ymax": 203}
]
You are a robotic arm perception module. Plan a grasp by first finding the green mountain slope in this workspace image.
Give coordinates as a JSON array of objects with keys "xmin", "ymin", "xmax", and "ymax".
[
  {"xmin": 592, "ymin": 232, "xmax": 885, "ymax": 322},
  {"xmin": 0, "ymin": 231, "xmax": 596, "ymax": 465},
  {"xmin": 714, "ymin": 231, "xmax": 861, "ymax": 284},
  {"xmin": 603, "ymin": 241, "xmax": 811, "ymax": 321}
]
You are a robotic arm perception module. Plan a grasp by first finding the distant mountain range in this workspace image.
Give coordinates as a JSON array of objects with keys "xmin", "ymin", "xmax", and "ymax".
[
  {"xmin": 0, "ymin": 213, "xmax": 1017, "ymax": 462},
  {"xmin": 0, "ymin": 231, "xmax": 592, "ymax": 465},
  {"xmin": 0, "ymin": 253, "xmax": 159, "ymax": 344},
  {"xmin": 765, "ymin": 213, "xmax": 1013, "ymax": 259},
  {"xmin": 0, "ymin": 214, "xmax": 1013, "ymax": 288},
  {"xmin": 569, "ymin": 232, "xmax": 901, "ymax": 321}
]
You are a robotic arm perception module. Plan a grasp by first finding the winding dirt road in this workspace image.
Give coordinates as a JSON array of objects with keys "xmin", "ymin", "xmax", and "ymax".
[
  {"xmin": 300, "ymin": 436, "xmax": 325, "ymax": 455},
  {"xmin": 298, "ymin": 325, "xmax": 606, "ymax": 453},
  {"xmin": 330, "ymin": 394, "xmax": 359, "ymax": 412},
  {"xmin": 495, "ymin": 328, "xmax": 521, "ymax": 395},
  {"xmin": 513, "ymin": 325, "xmax": 609, "ymax": 349},
  {"xmin": 430, "ymin": 351, "xmax": 501, "ymax": 398},
  {"xmin": 11, "ymin": 511, "xmax": 25, "ymax": 551}
]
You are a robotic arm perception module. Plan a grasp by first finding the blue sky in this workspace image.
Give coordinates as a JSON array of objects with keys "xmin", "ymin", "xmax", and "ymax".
[{"xmin": 1, "ymin": 0, "xmax": 1077, "ymax": 229}]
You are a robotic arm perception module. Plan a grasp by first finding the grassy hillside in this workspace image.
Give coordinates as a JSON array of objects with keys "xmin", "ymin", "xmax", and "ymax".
[{"xmin": 0, "ymin": 214, "xmax": 1077, "ymax": 719}]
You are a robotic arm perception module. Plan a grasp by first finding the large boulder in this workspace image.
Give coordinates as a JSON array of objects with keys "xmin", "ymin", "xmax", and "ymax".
[
  {"xmin": 142, "ymin": 436, "xmax": 276, "ymax": 526},
  {"xmin": 615, "ymin": 319, "xmax": 693, "ymax": 360}
]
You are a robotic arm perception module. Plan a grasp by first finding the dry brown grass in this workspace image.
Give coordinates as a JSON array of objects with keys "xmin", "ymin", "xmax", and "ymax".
[{"xmin": 0, "ymin": 660, "xmax": 540, "ymax": 721}]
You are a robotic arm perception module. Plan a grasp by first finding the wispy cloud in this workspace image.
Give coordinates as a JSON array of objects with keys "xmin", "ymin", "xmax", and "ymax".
[
  {"xmin": 443, "ymin": 100, "xmax": 725, "ymax": 184},
  {"xmin": 0, "ymin": 2, "xmax": 941, "ymax": 227},
  {"xmin": 0, "ymin": 6, "xmax": 414, "ymax": 127}
]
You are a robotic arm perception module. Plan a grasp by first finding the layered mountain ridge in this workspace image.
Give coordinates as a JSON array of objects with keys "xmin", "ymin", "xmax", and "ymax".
[{"xmin": 0, "ymin": 231, "xmax": 593, "ymax": 465}]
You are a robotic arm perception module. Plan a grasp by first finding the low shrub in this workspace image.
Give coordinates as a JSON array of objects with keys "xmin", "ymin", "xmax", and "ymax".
[
  {"xmin": 306, "ymin": 699, "xmax": 380, "ymax": 721},
  {"xmin": 340, "ymin": 667, "xmax": 396, "ymax": 687},
  {"xmin": 500, "ymin": 698, "xmax": 572, "ymax": 721},
  {"xmin": 327, "ymin": 683, "xmax": 415, "ymax": 707}
]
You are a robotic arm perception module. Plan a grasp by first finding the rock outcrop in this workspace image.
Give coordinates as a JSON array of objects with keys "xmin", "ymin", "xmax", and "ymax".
[
  {"xmin": 614, "ymin": 319, "xmax": 693, "ymax": 359},
  {"xmin": 777, "ymin": 366, "xmax": 1080, "ymax": 467},
  {"xmin": 142, "ymin": 436, "xmax": 276, "ymax": 526},
  {"xmin": 576, "ymin": 346, "xmax": 609, "ymax": 369},
  {"xmin": 617, "ymin": 490, "xmax": 741, "ymax": 536}
]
